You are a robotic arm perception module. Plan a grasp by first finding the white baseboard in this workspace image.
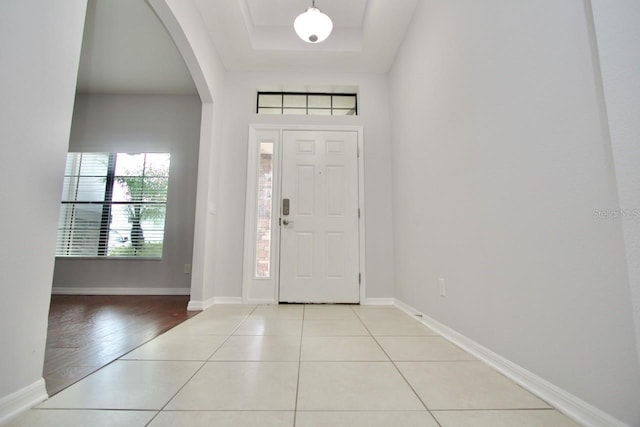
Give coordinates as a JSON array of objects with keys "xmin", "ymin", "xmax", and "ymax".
[
  {"xmin": 213, "ymin": 297, "xmax": 243, "ymax": 305},
  {"xmin": 186, "ymin": 300, "xmax": 203, "ymax": 311},
  {"xmin": 0, "ymin": 378, "xmax": 48, "ymax": 425},
  {"xmin": 187, "ymin": 297, "xmax": 212, "ymax": 311},
  {"xmin": 362, "ymin": 297, "xmax": 395, "ymax": 306},
  {"xmin": 393, "ymin": 299, "xmax": 628, "ymax": 427},
  {"xmin": 243, "ymin": 298, "xmax": 277, "ymax": 304},
  {"xmin": 187, "ymin": 296, "xmax": 243, "ymax": 311},
  {"xmin": 52, "ymin": 287, "xmax": 190, "ymax": 296}
]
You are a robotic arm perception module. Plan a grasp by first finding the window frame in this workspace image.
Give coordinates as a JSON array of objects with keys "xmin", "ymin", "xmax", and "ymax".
[
  {"xmin": 256, "ymin": 92, "xmax": 358, "ymax": 116},
  {"xmin": 56, "ymin": 152, "xmax": 171, "ymax": 260}
]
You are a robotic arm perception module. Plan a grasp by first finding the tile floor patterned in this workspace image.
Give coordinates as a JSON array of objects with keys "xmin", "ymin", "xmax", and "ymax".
[{"xmin": 6, "ymin": 304, "xmax": 581, "ymax": 427}]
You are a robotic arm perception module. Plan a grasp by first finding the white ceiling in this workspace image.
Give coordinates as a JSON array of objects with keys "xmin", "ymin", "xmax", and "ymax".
[
  {"xmin": 246, "ymin": 0, "xmax": 367, "ymax": 28},
  {"xmin": 76, "ymin": 0, "xmax": 419, "ymax": 94},
  {"xmin": 76, "ymin": 0, "xmax": 197, "ymax": 94}
]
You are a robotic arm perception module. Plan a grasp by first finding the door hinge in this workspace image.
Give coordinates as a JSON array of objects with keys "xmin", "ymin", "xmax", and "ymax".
[
  {"xmin": 357, "ymin": 145, "xmax": 360, "ymax": 158},
  {"xmin": 358, "ymin": 273, "xmax": 361, "ymax": 285},
  {"xmin": 358, "ymin": 208, "xmax": 361, "ymax": 219}
]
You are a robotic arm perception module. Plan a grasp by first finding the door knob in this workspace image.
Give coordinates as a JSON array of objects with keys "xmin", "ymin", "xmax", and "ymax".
[{"xmin": 282, "ymin": 219, "xmax": 294, "ymax": 226}]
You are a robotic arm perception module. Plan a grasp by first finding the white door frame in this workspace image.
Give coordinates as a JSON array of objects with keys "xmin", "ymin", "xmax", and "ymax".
[{"xmin": 242, "ymin": 124, "xmax": 366, "ymax": 304}]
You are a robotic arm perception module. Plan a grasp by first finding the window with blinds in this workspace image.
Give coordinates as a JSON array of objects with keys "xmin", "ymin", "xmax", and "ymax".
[{"xmin": 56, "ymin": 152, "xmax": 171, "ymax": 258}]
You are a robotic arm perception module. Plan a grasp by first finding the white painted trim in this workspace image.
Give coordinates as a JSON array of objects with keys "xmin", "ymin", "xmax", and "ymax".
[
  {"xmin": 186, "ymin": 300, "xmax": 204, "ymax": 311},
  {"xmin": 0, "ymin": 378, "xmax": 48, "ymax": 425},
  {"xmin": 393, "ymin": 299, "xmax": 629, "ymax": 427},
  {"xmin": 362, "ymin": 298, "xmax": 395, "ymax": 306},
  {"xmin": 242, "ymin": 125, "xmax": 260, "ymax": 304},
  {"xmin": 212, "ymin": 297, "xmax": 244, "ymax": 305},
  {"xmin": 51, "ymin": 287, "xmax": 190, "ymax": 296},
  {"xmin": 244, "ymin": 298, "xmax": 279, "ymax": 304},
  {"xmin": 356, "ymin": 127, "xmax": 367, "ymax": 305},
  {"xmin": 187, "ymin": 296, "xmax": 214, "ymax": 311},
  {"xmin": 188, "ymin": 296, "xmax": 250, "ymax": 311}
]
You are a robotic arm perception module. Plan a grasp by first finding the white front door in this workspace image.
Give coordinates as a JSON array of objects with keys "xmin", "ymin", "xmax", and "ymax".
[{"xmin": 279, "ymin": 130, "xmax": 360, "ymax": 303}]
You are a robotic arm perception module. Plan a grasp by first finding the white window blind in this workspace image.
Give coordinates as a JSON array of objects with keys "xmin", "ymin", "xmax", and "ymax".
[{"xmin": 56, "ymin": 152, "xmax": 171, "ymax": 258}]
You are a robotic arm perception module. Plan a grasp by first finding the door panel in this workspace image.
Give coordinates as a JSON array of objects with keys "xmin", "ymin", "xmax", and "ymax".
[
  {"xmin": 297, "ymin": 166, "xmax": 315, "ymax": 215},
  {"xmin": 326, "ymin": 232, "xmax": 346, "ymax": 278},
  {"xmin": 279, "ymin": 130, "xmax": 359, "ymax": 303},
  {"xmin": 326, "ymin": 166, "xmax": 345, "ymax": 215}
]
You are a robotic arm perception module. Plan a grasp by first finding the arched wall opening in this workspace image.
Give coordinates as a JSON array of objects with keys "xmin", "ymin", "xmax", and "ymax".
[{"xmin": 147, "ymin": 0, "xmax": 227, "ymax": 309}]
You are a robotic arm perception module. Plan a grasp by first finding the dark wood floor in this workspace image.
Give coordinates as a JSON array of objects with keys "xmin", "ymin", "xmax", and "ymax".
[{"xmin": 44, "ymin": 295, "xmax": 199, "ymax": 396}]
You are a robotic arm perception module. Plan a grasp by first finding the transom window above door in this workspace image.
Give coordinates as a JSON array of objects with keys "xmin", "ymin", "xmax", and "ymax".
[{"xmin": 257, "ymin": 92, "xmax": 358, "ymax": 116}]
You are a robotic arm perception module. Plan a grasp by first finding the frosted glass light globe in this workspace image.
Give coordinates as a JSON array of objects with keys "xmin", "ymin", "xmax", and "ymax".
[{"xmin": 294, "ymin": 7, "xmax": 333, "ymax": 43}]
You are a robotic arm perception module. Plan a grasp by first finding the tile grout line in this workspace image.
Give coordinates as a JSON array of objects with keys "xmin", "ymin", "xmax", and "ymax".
[
  {"xmin": 144, "ymin": 305, "xmax": 259, "ymax": 427},
  {"xmin": 292, "ymin": 304, "xmax": 305, "ymax": 427},
  {"xmin": 350, "ymin": 305, "xmax": 444, "ymax": 427}
]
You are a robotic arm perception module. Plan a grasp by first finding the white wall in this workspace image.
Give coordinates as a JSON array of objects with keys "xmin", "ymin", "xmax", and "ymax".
[
  {"xmin": 215, "ymin": 71, "xmax": 394, "ymax": 300},
  {"xmin": 388, "ymin": 0, "xmax": 640, "ymax": 424},
  {"xmin": 590, "ymin": 0, "xmax": 640, "ymax": 371},
  {"xmin": 0, "ymin": 0, "xmax": 87, "ymax": 419},
  {"xmin": 52, "ymin": 94, "xmax": 201, "ymax": 292}
]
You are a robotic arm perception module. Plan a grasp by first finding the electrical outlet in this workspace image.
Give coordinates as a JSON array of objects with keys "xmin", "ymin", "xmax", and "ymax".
[
  {"xmin": 438, "ymin": 278, "xmax": 446, "ymax": 297},
  {"xmin": 184, "ymin": 263, "xmax": 192, "ymax": 274}
]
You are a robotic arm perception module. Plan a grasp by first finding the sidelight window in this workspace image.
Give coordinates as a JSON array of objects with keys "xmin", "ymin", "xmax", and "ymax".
[{"xmin": 255, "ymin": 143, "xmax": 274, "ymax": 278}]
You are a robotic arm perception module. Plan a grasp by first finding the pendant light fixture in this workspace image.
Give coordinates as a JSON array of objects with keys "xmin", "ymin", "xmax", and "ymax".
[{"xmin": 294, "ymin": 0, "xmax": 333, "ymax": 44}]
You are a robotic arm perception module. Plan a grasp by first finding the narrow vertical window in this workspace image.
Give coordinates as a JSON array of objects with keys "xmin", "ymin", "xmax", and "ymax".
[{"xmin": 255, "ymin": 142, "xmax": 274, "ymax": 278}]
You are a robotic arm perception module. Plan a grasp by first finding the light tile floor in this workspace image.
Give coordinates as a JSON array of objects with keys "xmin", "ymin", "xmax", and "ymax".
[{"xmin": 7, "ymin": 305, "xmax": 581, "ymax": 427}]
